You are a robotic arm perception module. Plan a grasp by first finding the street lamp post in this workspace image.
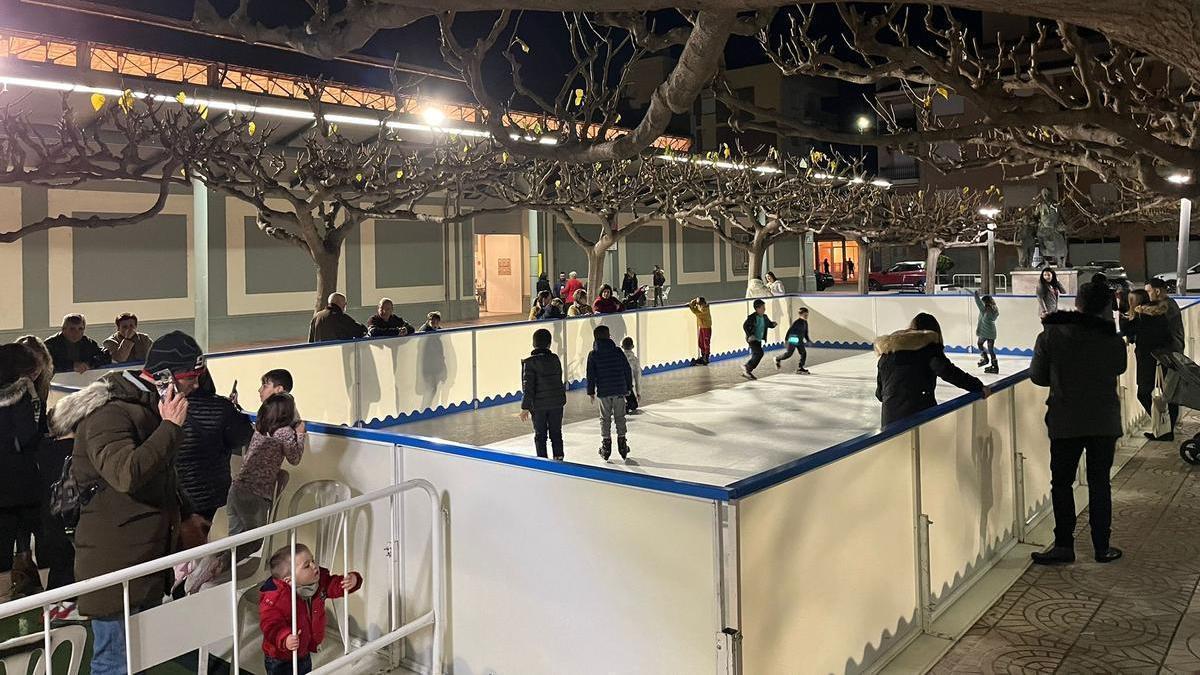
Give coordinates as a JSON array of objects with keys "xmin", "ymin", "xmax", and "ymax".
[
  {"xmin": 1170, "ymin": 173, "xmax": 1191, "ymax": 294},
  {"xmin": 854, "ymin": 115, "xmax": 871, "ymax": 160},
  {"xmin": 978, "ymin": 207, "xmax": 1000, "ymax": 295}
]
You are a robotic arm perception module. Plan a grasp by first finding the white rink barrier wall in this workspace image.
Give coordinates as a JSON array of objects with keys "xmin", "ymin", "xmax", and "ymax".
[
  {"xmin": 37, "ymin": 298, "xmax": 1198, "ymax": 675},
  {"xmin": 57, "ymin": 293, "xmax": 1062, "ymax": 428}
]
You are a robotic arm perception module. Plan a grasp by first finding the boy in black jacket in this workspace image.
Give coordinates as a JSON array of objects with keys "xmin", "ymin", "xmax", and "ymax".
[
  {"xmin": 775, "ymin": 307, "xmax": 813, "ymax": 374},
  {"xmin": 741, "ymin": 299, "xmax": 777, "ymax": 380},
  {"xmin": 519, "ymin": 329, "xmax": 567, "ymax": 460},
  {"xmin": 586, "ymin": 324, "xmax": 633, "ymax": 461}
]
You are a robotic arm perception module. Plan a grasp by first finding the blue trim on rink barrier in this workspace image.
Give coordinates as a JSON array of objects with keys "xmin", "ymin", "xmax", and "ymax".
[
  {"xmin": 305, "ymin": 422, "xmax": 734, "ymax": 501},
  {"xmin": 725, "ymin": 368, "xmax": 1034, "ymax": 499},
  {"xmin": 359, "ymin": 400, "xmax": 478, "ymax": 429}
]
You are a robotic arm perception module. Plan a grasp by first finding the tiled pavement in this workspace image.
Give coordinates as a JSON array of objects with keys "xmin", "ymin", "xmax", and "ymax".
[{"xmin": 932, "ymin": 415, "xmax": 1200, "ymax": 674}]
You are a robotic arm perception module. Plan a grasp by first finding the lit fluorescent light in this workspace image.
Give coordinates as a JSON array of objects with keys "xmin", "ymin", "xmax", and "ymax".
[
  {"xmin": 850, "ymin": 176, "xmax": 865, "ymax": 184},
  {"xmin": 1168, "ymin": 173, "xmax": 1191, "ymax": 184},
  {"xmin": 871, "ymin": 178, "xmax": 892, "ymax": 188},
  {"xmin": 978, "ymin": 207, "xmax": 1001, "ymax": 218}
]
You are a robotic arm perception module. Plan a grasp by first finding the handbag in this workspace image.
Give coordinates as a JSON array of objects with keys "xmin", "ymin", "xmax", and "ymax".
[
  {"xmin": 1151, "ymin": 363, "xmax": 1173, "ymax": 437},
  {"xmin": 49, "ymin": 454, "xmax": 102, "ymax": 529}
]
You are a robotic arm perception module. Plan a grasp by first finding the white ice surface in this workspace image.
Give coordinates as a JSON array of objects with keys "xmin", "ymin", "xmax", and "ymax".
[{"xmin": 487, "ymin": 351, "xmax": 1031, "ymax": 487}]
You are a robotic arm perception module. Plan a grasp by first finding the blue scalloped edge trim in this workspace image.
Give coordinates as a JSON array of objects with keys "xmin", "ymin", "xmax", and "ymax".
[
  {"xmin": 945, "ymin": 345, "xmax": 1034, "ymax": 357},
  {"xmin": 811, "ymin": 340, "xmax": 874, "ymax": 351},
  {"xmin": 476, "ymin": 391, "xmax": 524, "ymax": 409},
  {"xmin": 360, "ymin": 399, "xmax": 477, "ymax": 429}
]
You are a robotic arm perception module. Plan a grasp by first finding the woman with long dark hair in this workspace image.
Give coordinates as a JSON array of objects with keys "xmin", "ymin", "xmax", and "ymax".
[
  {"xmin": 1037, "ymin": 267, "xmax": 1066, "ymax": 319},
  {"xmin": 875, "ymin": 313, "xmax": 986, "ymax": 426}
]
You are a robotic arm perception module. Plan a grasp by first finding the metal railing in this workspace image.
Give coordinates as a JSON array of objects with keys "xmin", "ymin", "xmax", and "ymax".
[
  {"xmin": 0, "ymin": 479, "xmax": 446, "ymax": 675},
  {"xmin": 950, "ymin": 273, "xmax": 1009, "ymax": 292}
]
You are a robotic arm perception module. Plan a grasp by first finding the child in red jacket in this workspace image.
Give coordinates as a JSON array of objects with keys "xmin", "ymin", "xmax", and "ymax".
[{"xmin": 258, "ymin": 544, "xmax": 362, "ymax": 675}]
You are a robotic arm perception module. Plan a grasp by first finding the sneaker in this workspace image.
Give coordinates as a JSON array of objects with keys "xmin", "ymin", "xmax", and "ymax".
[
  {"xmin": 774, "ymin": 357, "xmax": 781, "ymax": 370},
  {"xmin": 741, "ymin": 369, "xmax": 757, "ymax": 381},
  {"xmin": 617, "ymin": 437, "xmax": 630, "ymax": 460},
  {"xmin": 1095, "ymin": 547, "xmax": 1123, "ymax": 563},
  {"xmin": 984, "ymin": 365, "xmax": 999, "ymax": 374},
  {"xmin": 1031, "ymin": 547, "xmax": 1075, "ymax": 565},
  {"xmin": 797, "ymin": 368, "xmax": 810, "ymax": 375},
  {"xmin": 599, "ymin": 439, "xmax": 612, "ymax": 461}
]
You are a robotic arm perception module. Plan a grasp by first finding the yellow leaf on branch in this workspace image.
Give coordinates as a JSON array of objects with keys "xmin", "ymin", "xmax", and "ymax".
[
  {"xmin": 248, "ymin": 121, "xmax": 257, "ymax": 136},
  {"xmin": 90, "ymin": 93, "xmax": 106, "ymax": 111},
  {"xmin": 935, "ymin": 86, "xmax": 950, "ymax": 100},
  {"xmin": 573, "ymin": 88, "xmax": 584, "ymax": 106},
  {"xmin": 175, "ymin": 92, "xmax": 187, "ymax": 105}
]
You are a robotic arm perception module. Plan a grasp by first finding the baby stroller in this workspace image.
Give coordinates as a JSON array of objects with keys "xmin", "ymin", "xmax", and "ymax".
[
  {"xmin": 623, "ymin": 284, "xmax": 649, "ymax": 309},
  {"xmin": 1156, "ymin": 351, "xmax": 1200, "ymax": 464}
]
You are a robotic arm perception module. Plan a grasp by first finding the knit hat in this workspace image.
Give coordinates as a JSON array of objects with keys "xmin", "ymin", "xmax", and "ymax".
[{"xmin": 143, "ymin": 331, "xmax": 206, "ymax": 378}]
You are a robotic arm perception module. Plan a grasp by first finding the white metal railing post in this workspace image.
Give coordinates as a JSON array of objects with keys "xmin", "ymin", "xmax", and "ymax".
[
  {"xmin": 123, "ymin": 581, "xmax": 132, "ymax": 675},
  {"xmin": 910, "ymin": 428, "xmax": 933, "ymax": 631},
  {"xmin": 291, "ymin": 529, "xmax": 298, "ymax": 675},
  {"xmin": 431, "ymin": 481, "xmax": 447, "ymax": 675},
  {"xmin": 231, "ymin": 548, "xmax": 240, "ymax": 674},
  {"xmin": 471, "ymin": 331, "xmax": 478, "ymax": 409},
  {"xmin": 341, "ymin": 515, "xmax": 350, "ymax": 655},
  {"xmin": 1009, "ymin": 387, "xmax": 1028, "ymax": 542},
  {"xmin": 43, "ymin": 605, "xmax": 52, "ymax": 675}
]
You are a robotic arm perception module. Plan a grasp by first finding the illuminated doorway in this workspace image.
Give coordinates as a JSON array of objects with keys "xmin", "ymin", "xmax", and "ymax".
[
  {"xmin": 815, "ymin": 239, "xmax": 860, "ymax": 282},
  {"xmin": 474, "ymin": 234, "xmax": 524, "ymax": 315}
]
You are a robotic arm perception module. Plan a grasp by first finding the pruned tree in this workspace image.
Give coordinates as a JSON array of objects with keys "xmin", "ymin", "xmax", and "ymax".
[
  {"xmin": 0, "ymin": 92, "xmax": 189, "ymax": 242},
  {"xmin": 734, "ymin": 5, "xmax": 1200, "ymax": 202}
]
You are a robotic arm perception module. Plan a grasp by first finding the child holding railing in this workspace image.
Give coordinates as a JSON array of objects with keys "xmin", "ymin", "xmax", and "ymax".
[
  {"xmin": 228, "ymin": 394, "xmax": 305, "ymax": 540},
  {"xmin": 259, "ymin": 543, "xmax": 362, "ymax": 675}
]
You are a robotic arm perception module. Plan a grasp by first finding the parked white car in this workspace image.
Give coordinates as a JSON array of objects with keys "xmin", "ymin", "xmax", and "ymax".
[{"xmin": 1155, "ymin": 263, "xmax": 1200, "ymax": 293}]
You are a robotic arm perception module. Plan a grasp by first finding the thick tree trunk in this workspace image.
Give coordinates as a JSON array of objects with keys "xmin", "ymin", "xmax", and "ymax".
[
  {"xmin": 856, "ymin": 239, "xmax": 870, "ymax": 295},
  {"xmin": 587, "ymin": 247, "xmax": 608, "ymax": 292},
  {"xmin": 748, "ymin": 237, "xmax": 768, "ymax": 281},
  {"xmin": 925, "ymin": 244, "xmax": 941, "ymax": 296},
  {"xmin": 313, "ymin": 249, "xmax": 341, "ymax": 312}
]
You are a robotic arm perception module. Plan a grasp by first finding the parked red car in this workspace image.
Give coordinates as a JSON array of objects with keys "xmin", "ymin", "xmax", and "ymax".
[{"xmin": 868, "ymin": 261, "xmax": 927, "ymax": 292}]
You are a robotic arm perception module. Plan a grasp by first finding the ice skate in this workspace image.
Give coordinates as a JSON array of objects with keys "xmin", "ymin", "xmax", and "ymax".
[
  {"xmin": 599, "ymin": 438, "xmax": 612, "ymax": 461},
  {"xmin": 617, "ymin": 437, "xmax": 630, "ymax": 460}
]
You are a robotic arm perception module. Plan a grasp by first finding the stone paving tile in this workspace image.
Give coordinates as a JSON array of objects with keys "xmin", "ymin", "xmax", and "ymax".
[{"xmin": 930, "ymin": 416, "xmax": 1200, "ymax": 674}]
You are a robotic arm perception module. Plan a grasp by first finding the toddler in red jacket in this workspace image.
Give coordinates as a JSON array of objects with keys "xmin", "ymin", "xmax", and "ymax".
[{"xmin": 258, "ymin": 544, "xmax": 362, "ymax": 675}]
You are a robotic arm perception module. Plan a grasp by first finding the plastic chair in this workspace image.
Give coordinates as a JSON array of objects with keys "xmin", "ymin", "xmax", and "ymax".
[
  {"xmin": 285, "ymin": 480, "xmax": 353, "ymax": 569},
  {"xmin": 0, "ymin": 625, "xmax": 87, "ymax": 675}
]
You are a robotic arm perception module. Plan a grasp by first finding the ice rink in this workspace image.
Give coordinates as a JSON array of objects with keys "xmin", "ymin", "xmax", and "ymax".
[{"xmin": 487, "ymin": 351, "xmax": 1030, "ymax": 486}]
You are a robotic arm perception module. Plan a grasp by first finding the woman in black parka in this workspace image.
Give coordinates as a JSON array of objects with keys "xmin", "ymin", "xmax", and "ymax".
[
  {"xmin": 177, "ymin": 371, "xmax": 254, "ymax": 521},
  {"xmin": 875, "ymin": 313, "xmax": 986, "ymax": 427}
]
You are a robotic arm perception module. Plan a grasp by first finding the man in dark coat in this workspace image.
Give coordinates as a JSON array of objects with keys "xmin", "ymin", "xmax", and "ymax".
[
  {"xmin": 874, "ymin": 312, "xmax": 984, "ymax": 427},
  {"xmin": 46, "ymin": 314, "xmax": 112, "ymax": 373},
  {"xmin": 519, "ymin": 328, "xmax": 567, "ymax": 460},
  {"xmin": 367, "ymin": 298, "xmax": 415, "ymax": 338},
  {"xmin": 308, "ymin": 292, "xmax": 368, "ymax": 343},
  {"xmin": 586, "ymin": 324, "xmax": 633, "ymax": 461},
  {"xmin": 1029, "ymin": 281, "xmax": 1127, "ymax": 565},
  {"xmin": 51, "ymin": 331, "xmax": 208, "ymax": 674},
  {"xmin": 1146, "ymin": 277, "xmax": 1186, "ymax": 353}
]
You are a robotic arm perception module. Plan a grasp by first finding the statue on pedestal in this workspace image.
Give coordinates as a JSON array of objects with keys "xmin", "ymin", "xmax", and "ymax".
[
  {"xmin": 1032, "ymin": 187, "xmax": 1070, "ymax": 267},
  {"xmin": 1017, "ymin": 221, "xmax": 1037, "ymax": 269}
]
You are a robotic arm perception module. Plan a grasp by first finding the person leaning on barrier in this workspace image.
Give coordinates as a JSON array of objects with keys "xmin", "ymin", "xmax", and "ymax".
[
  {"xmin": 874, "ymin": 312, "xmax": 986, "ymax": 427},
  {"xmin": 418, "ymin": 312, "xmax": 442, "ymax": 333},
  {"xmin": 1029, "ymin": 281, "xmax": 1127, "ymax": 566},
  {"xmin": 102, "ymin": 312, "xmax": 153, "ymax": 364},
  {"xmin": 1146, "ymin": 277, "xmax": 1185, "ymax": 355},
  {"xmin": 51, "ymin": 331, "xmax": 210, "ymax": 675},
  {"xmin": 367, "ymin": 298, "xmax": 415, "ymax": 338},
  {"xmin": 46, "ymin": 314, "xmax": 112, "ymax": 374},
  {"xmin": 308, "ymin": 292, "xmax": 368, "ymax": 343},
  {"xmin": 567, "ymin": 289, "xmax": 593, "ymax": 317}
]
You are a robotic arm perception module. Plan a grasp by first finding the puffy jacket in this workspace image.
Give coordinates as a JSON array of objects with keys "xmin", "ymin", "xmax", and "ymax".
[
  {"xmin": 563, "ymin": 278, "xmax": 584, "ymax": 301},
  {"xmin": 1031, "ymin": 310, "xmax": 1127, "ymax": 439},
  {"xmin": 178, "ymin": 391, "xmax": 253, "ymax": 516},
  {"xmin": 367, "ymin": 313, "xmax": 414, "ymax": 338},
  {"xmin": 1165, "ymin": 296, "xmax": 1186, "ymax": 353},
  {"xmin": 566, "ymin": 301, "xmax": 593, "ymax": 317},
  {"xmin": 308, "ymin": 305, "xmax": 367, "ymax": 343},
  {"xmin": 521, "ymin": 349, "xmax": 566, "ymax": 412},
  {"xmin": 1122, "ymin": 301, "xmax": 1174, "ymax": 357},
  {"xmin": 785, "ymin": 318, "xmax": 810, "ymax": 343},
  {"xmin": 0, "ymin": 377, "xmax": 44, "ymax": 508},
  {"xmin": 259, "ymin": 567, "xmax": 361, "ymax": 660},
  {"xmin": 688, "ymin": 300, "xmax": 712, "ymax": 329},
  {"xmin": 51, "ymin": 370, "xmax": 188, "ymax": 617},
  {"xmin": 875, "ymin": 329, "xmax": 983, "ymax": 427},
  {"xmin": 586, "ymin": 338, "xmax": 632, "ymax": 398},
  {"xmin": 974, "ymin": 291, "xmax": 998, "ymax": 341}
]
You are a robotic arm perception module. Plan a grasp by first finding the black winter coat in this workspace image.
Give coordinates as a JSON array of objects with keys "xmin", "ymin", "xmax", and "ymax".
[
  {"xmin": 875, "ymin": 329, "xmax": 983, "ymax": 427},
  {"xmin": 521, "ymin": 349, "xmax": 567, "ymax": 412},
  {"xmin": 786, "ymin": 318, "xmax": 810, "ymax": 343},
  {"xmin": 1030, "ymin": 310, "xmax": 1127, "ymax": 439},
  {"xmin": 1121, "ymin": 302, "xmax": 1174, "ymax": 358},
  {"xmin": 367, "ymin": 313, "xmax": 415, "ymax": 338},
  {"xmin": 586, "ymin": 338, "xmax": 633, "ymax": 398},
  {"xmin": 308, "ymin": 305, "xmax": 368, "ymax": 343},
  {"xmin": 0, "ymin": 378, "xmax": 44, "ymax": 508},
  {"xmin": 177, "ymin": 392, "xmax": 254, "ymax": 515},
  {"xmin": 45, "ymin": 333, "xmax": 112, "ymax": 373}
]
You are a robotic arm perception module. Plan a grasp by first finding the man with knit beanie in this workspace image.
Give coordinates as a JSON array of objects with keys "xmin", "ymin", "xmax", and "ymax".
[{"xmin": 51, "ymin": 330, "xmax": 208, "ymax": 675}]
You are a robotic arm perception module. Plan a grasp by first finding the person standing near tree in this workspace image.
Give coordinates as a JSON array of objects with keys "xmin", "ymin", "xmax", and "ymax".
[
  {"xmin": 823, "ymin": 259, "xmax": 831, "ymax": 276},
  {"xmin": 1029, "ymin": 281, "xmax": 1127, "ymax": 566},
  {"xmin": 741, "ymin": 299, "xmax": 777, "ymax": 380},
  {"xmin": 875, "ymin": 313, "xmax": 986, "ymax": 426},
  {"xmin": 765, "ymin": 271, "xmax": 785, "ymax": 295},
  {"xmin": 652, "ymin": 264, "xmax": 666, "ymax": 307},
  {"xmin": 563, "ymin": 272, "xmax": 584, "ymax": 303}
]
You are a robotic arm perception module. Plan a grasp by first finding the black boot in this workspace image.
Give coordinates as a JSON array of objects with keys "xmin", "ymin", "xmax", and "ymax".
[
  {"xmin": 1031, "ymin": 546, "xmax": 1075, "ymax": 565},
  {"xmin": 599, "ymin": 438, "xmax": 612, "ymax": 461},
  {"xmin": 617, "ymin": 437, "xmax": 630, "ymax": 460},
  {"xmin": 1145, "ymin": 431, "xmax": 1175, "ymax": 441},
  {"xmin": 1095, "ymin": 547, "xmax": 1123, "ymax": 563}
]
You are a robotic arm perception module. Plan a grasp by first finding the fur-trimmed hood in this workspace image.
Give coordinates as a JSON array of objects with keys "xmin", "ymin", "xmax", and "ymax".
[
  {"xmin": 874, "ymin": 329, "xmax": 941, "ymax": 355},
  {"xmin": 50, "ymin": 370, "xmax": 155, "ymax": 437},
  {"xmin": 1133, "ymin": 301, "xmax": 1169, "ymax": 317},
  {"xmin": 0, "ymin": 377, "xmax": 38, "ymax": 412},
  {"xmin": 1041, "ymin": 309, "xmax": 1117, "ymax": 335}
]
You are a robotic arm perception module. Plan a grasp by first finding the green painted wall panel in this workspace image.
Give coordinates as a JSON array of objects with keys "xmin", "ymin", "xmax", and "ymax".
[{"xmin": 72, "ymin": 212, "xmax": 188, "ymax": 302}]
